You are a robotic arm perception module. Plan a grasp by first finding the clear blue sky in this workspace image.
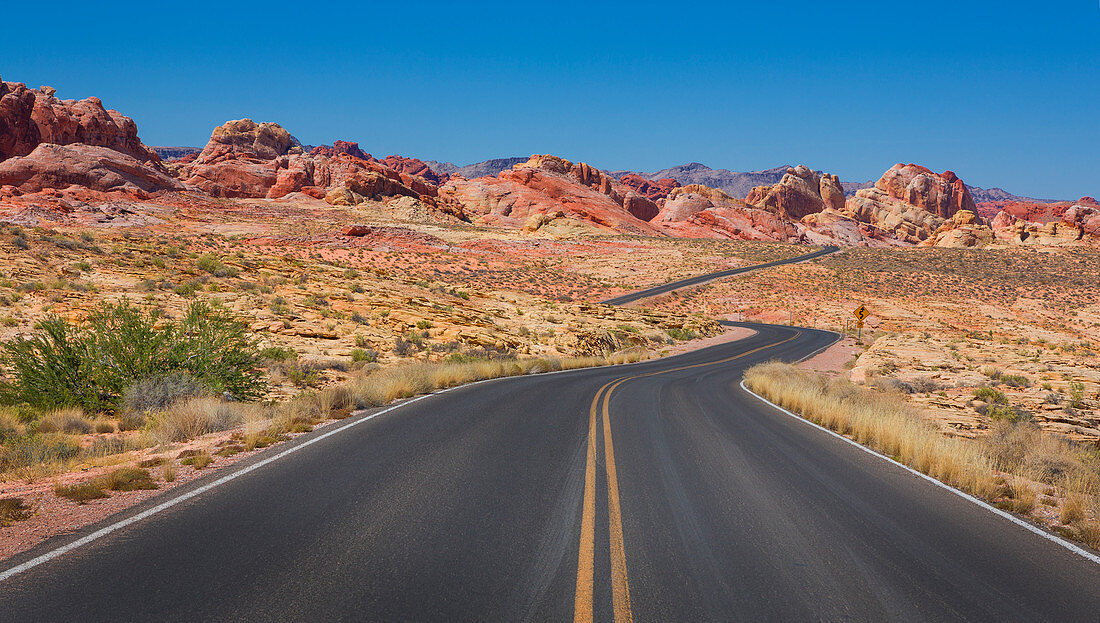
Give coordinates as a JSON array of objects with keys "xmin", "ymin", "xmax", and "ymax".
[{"xmin": 4, "ymin": 1, "xmax": 1097, "ymax": 199}]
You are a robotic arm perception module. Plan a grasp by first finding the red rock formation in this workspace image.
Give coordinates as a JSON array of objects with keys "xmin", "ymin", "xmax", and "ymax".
[
  {"xmin": 874, "ymin": 163, "xmax": 975, "ymax": 218},
  {"xmin": 974, "ymin": 198, "xmax": 1098, "ymax": 224},
  {"xmin": 0, "ymin": 143, "xmax": 184, "ymax": 196},
  {"xmin": 618, "ymin": 174, "xmax": 679, "ymax": 202},
  {"xmin": 0, "ymin": 80, "xmax": 159, "ymax": 163},
  {"xmin": 842, "ymin": 164, "xmax": 981, "ymax": 244},
  {"xmin": 341, "ymin": 224, "xmax": 373, "ymax": 236},
  {"xmin": 310, "ymin": 140, "xmax": 369, "ymax": 160},
  {"xmin": 380, "ymin": 155, "xmax": 442, "ymax": 184},
  {"xmin": 439, "ymin": 155, "xmax": 661, "ymax": 235},
  {"xmin": 623, "ymin": 193, "xmax": 660, "ymax": 221},
  {"xmin": 745, "ymin": 165, "xmax": 835, "ymax": 220}
]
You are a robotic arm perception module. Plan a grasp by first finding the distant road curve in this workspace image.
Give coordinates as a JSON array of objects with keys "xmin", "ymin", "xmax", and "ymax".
[{"xmin": 600, "ymin": 245, "xmax": 839, "ymax": 305}]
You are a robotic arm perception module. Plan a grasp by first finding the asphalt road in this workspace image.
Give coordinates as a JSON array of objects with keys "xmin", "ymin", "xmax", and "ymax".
[
  {"xmin": 599, "ymin": 245, "xmax": 839, "ymax": 305},
  {"xmin": 3, "ymin": 249, "xmax": 1099, "ymax": 621}
]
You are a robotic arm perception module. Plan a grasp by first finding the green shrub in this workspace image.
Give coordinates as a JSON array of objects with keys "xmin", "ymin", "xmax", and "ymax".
[
  {"xmin": 666, "ymin": 327, "xmax": 698, "ymax": 341},
  {"xmin": 0, "ymin": 300, "xmax": 265, "ymax": 412},
  {"xmin": 196, "ymin": 254, "xmax": 238, "ymax": 278},
  {"xmin": 973, "ymin": 385, "xmax": 1007, "ymax": 404},
  {"xmin": 350, "ymin": 348, "xmax": 377, "ymax": 363},
  {"xmin": 259, "ymin": 346, "xmax": 297, "ymax": 362}
]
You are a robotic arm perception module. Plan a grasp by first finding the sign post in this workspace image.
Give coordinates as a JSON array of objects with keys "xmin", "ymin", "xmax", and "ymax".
[{"xmin": 852, "ymin": 305, "xmax": 870, "ymax": 344}]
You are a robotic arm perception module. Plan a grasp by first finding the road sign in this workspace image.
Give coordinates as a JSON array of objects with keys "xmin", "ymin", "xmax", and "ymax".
[
  {"xmin": 856, "ymin": 319, "xmax": 864, "ymax": 329},
  {"xmin": 853, "ymin": 305, "xmax": 870, "ymax": 321}
]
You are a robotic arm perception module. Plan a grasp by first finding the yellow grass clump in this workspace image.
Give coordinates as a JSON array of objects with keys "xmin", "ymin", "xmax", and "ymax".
[{"xmin": 744, "ymin": 361, "xmax": 997, "ymax": 499}]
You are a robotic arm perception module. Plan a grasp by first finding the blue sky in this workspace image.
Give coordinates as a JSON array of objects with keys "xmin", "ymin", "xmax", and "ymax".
[{"xmin": 4, "ymin": 1, "xmax": 1097, "ymax": 198}]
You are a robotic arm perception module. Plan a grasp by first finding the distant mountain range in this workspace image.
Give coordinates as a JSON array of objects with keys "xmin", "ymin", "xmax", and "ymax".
[{"xmin": 423, "ymin": 157, "xmax": 528, "ymax": 180}]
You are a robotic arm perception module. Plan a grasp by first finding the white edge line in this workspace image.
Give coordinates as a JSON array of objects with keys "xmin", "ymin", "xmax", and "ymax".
[
  {"xmin": 0, "ymin": 349, "xmax": 681, "ymax": 583},
  {"xmin": 0, "ymin": 389, "xmax": 450, "ymax": 583},
  {"xmin": 738, "ymin": 379, "xmax": 1100, "ymax": 566}
]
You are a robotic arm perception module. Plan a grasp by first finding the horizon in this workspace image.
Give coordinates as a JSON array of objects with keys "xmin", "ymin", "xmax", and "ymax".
[{"xmin": 3, "ymin": 1, "xmax": 1098, "ymax": 199}]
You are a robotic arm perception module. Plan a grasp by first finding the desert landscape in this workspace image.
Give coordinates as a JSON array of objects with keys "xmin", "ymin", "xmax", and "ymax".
[{"xmin": 1, "ymin": 73, "xmax": 1098, "ymax": 606}]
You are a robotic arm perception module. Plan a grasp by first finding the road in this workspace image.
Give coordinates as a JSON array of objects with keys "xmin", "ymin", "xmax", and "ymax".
[
  {"xmin": 599, "ymin": 245, "xmax": 839, "ymax": 305},
  {"xmin": 3, "ymin": 251, "xmax": 1099, "ymax": 621}
]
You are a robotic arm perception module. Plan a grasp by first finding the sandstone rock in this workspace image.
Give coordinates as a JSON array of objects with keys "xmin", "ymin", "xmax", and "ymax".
[
  {"xmin": 380, "ymin": 155, "xmax": 443, "ymax": 184},
  {"xmin": 922, "ymin": 210, "xmax": 995, "ymax": 248},
  {"xmin": 341, "ymin": 224, "xmax": 373, "ymax": 236},
  {"xmin": 0, "ymin": 81, "xmax": 160, "ymax": 163},
  {"xmin": 439, "ymin": 155, "xmax": 662, "ymax": 235},
  {"xmin": 0, "ymin": 143, "xmax": 184, "ymax": 195},
  {"xmin": 745, "ymin": 165, "xmax": 832, "ymax": 220},
  {"xmin": 310, "ymin": 140, "xmax": 369, "ymax": 160},
  {"xmin": 873, "ymin": 163, "xmax": 975, "ymax": 218},
  {"xmin": 618, "ymin": 174, "xmax": 679, "ymax": 201},
  {"xmin": 622, "ymin": 192, "xmax": 659, "ymax": 221},
  {"xmin": 201, "ymin": 118, "xmax": 300, "ymax": 161}
]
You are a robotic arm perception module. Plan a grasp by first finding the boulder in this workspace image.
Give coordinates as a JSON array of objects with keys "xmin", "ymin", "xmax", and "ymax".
[{"xmin": 0, "ymin": 143, "xmax": 184, "ymax": 195}]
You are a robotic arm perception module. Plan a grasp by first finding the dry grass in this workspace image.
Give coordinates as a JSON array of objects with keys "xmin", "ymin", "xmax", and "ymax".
[
  {"xmin": 54, "ymin": 467, "xmax": 157, "ymax": 504},
  {"xmin": 54, "ymin": 480, "xmax": 109, "ymax": 504},
  {"xmin": 1061, "ymin": 493, "xmax": 1087, "ymax": 524},
  {"xmin": 0, "ymin": 497, "xmax": 31, "ymax": 526},
  {"xmin": 99, "ymin": 467, "xmax": 157, "ymax": 491},
  {"xmin": 744, "ymin": 362, "xmax": 997, "ymax": 498},
  {"xmin": 149, "ymin": 397, "xmax": 260, "ymax": 444},
  {"xmin": 746, "ymin": 361, "xmax": 1100, "ymax": 549},
  {"xmin": 181, "ymin": 451, "xmax": 213, "ymax": 470},
  {"xmin": 36, "ymin": 407, "xmax": 93, "ymax": 435}
]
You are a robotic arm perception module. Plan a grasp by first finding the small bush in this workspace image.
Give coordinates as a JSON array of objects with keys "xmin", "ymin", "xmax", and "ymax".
[
  {"xmin": 260, "ymin": 346, "xmax": 296, "ymax": 362},
  {"xmin": 666, "ymin": 327, "xmax": 698, "ymax": 341},
  {"xmin": 181, "ymin": 450, "xmax": 213, "ymax": 469},
  {"xmin": 1061, "ymin": 494, "xmax": 1087, "ymax": 524},
  {"xmin": 0, "ymin": 497, "xmax": 31, "ymax": 526},
  {"xmin": 163, "ymin": 461, "xmax": 177, "ymax": 482},
  {"xmin": 94, "ymin": 420, "xmax": 116, "ymax": 434},
  {"xmin": 55, "ymin": 480, "xmax": 108, "ymax": 504},
  {"xmin": 38, "ymin": 408, "xmax": 93, "ymax": 435},
  {"xmin": 351, "ymin": 348, "xmax": 377, "ymax": 363},
  {"xmin": 99, "ymin": 467, "xmax": 157, "ymax": 491},
  {"xmin": 973, "ymin": 385, "xmax": 1007, "ymax": 404},
  {"xmin": 0, "ymin": 410, "xmax": 26, "ymax": 441},
  {"xmin": 196, "ymin": 254, "xmax": 238, "ymax": 278}
]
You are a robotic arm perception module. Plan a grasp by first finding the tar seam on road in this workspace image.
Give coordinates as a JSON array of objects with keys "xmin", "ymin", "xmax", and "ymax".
[
  {"xmin": 739, "ymin": 380, "xmax": 1100, "ymax": 566},
  {"xmin": 572, "ymin": 332, "xmax": 803, "ymax": 622}
]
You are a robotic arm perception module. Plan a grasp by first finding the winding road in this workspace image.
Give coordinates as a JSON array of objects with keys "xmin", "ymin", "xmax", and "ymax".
[{"xmin": 3, "ymin": 247, "xmax": 1099, "ymax": 622}]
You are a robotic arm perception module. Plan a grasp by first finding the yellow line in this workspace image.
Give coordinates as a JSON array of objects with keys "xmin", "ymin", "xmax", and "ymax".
[
  {"xmin": 573, "ymin": 331, "xmax": 801, "ymax": 621},
  {"xmin": 602, "ymin": 379, "xmax": 633, "ymax": 623},
  {"xmin": 574, "ymin": 381, "xmax": 613, "ymax": 623}
]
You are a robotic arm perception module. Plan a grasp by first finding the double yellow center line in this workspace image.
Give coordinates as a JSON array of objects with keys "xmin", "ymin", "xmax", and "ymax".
[{"xmin": 572, "ymin": 332, "xmax": 800, "ymax": 623}]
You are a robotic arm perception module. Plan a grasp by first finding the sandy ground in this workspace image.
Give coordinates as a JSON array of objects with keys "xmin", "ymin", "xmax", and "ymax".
[
  {"xmin": 799, "ymin": 336, "xmax": 861, "ymax": 374},
  {"xmin": 661, "ymin": 323, "xmax": 756, "ymax": 357}
]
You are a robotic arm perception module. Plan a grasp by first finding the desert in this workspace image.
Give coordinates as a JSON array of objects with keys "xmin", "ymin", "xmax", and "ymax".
[{"xmin": 1, "ymin": 8, "xmax": 1099, "ymax": 614}]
